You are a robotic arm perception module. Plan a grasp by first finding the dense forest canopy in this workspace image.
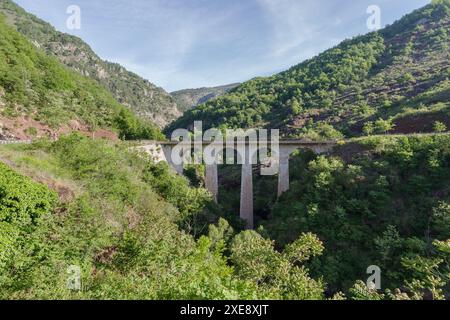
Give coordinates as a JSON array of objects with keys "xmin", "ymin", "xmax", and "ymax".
[
  {"xmin": 167, "ymin": 1, "xmax": 450, "ymax": 140},
  {"xmin": 0, "ymin": 135, "xmax": 328, "ymax": 299},
  {"xmin": 1, "ymin": 133, "xmax": 448, "ymax": 299},
  {"xmin": 0, "ymin": 0, "xmax": 181, "ymax": 128}
]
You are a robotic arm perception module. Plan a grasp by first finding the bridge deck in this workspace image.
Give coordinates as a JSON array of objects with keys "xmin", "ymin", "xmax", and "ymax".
[{"xmin": 136, "ymin": 140, "xmax": 339, "ymax": 146}]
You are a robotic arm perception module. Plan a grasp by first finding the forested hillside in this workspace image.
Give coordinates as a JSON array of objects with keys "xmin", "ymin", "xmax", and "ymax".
[
  {"xmin": 0, "ymin": 0, "xmax": 180, "ymax": 128},
  {"xmin": 0, "ymin": 0, "xmax": 449, "ymax": 301},
  {"xmin": 171, "ymin": 83, "xmax": 240, "ymax": 112},
  {"xmin": 0, "ymin": 15, "xmax": 162, "ymax": 140},
  {"xmin": 1, "ymin": 133, "xmax": 448, "ymax": 299},
  {"xmin": 168, "ymin": 1, "xmax": 450, "ymax": 139},
  {"xmin": 282, "ymin": 135, "xmax": 450, "ymax": 296},
  {"xmin": 213, "ymin": 134, "xmax": 450, "ymax": 298},
  {"xmin": 0, "ymin": 135, "xmax": 327, "ymax": 299}
]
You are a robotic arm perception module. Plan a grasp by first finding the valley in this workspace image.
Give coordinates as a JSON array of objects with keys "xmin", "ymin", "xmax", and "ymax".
[{"xmin": 0, "ymin": 0, "xmax": 449, "ymax": 301}]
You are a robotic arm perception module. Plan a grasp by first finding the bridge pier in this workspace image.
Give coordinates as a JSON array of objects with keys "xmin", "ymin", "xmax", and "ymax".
[
  {"xmin": 139, "ymin": 140, "xmax": 336, "ymax": 230},
  {"xmin": 240, "ymin": 162, "xmax": 254, "ymax": 229},
  {"xmin": 162, "ymin": 145, "xmax": 184, "ymax": 175},
  {"xmin": 205, "ymin": 164, "xmax": 219, "ymax": 203},
  {"xmin": 278, "ymin": 148, "xmax": 290, "ymax": 197}
]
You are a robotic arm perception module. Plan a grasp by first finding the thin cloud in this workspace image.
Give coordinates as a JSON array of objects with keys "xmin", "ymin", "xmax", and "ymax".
[{"xmin": 14, "ymin": 0, "xmax": 431, "ymax": 91}]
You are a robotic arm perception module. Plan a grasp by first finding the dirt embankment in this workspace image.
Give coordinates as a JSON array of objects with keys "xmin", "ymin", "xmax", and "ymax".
[
  {"xmin": 0, "ymin": 116, "xmax": 118, "ymax": 141},
  {"xmin": 349, "ymin": 111, "xmax": 450, "ymax": 136},
  {"xmin": 391, "ymin": 113, "xmax": 450, "ymax": 134}
]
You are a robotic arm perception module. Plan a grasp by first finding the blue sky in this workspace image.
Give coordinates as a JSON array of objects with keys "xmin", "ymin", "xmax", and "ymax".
[{"xmin": 14, "ymin": 0, "xmax": 430, "ymax": 91}]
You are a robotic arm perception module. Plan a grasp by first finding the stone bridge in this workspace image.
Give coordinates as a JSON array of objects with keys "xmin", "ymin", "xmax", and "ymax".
[{"xmin": 137, "ymin": 139, "xmax": 336, "ymax": 229}]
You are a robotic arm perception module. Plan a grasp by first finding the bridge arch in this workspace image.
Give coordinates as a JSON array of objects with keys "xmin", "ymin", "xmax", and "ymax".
[{"xmin": 138, "ymin": 140, "xmax": 336, "ymax": 229}]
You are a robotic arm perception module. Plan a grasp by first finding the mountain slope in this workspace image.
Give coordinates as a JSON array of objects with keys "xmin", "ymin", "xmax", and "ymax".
[
  {"xmin": 0, "ymin": 15, "xmax": 162, "ymax": 140},
  {"xmin": 0, "ymin": 134, "xmax": 326, "ymax": 299},
  {"xmin": 171, "ymin": 83, "xmax": 240, "ymax": 112},
  {"xmin": 168, "ymin": 1, "xmax": 450, "ymax": 138},
  {"xmin": 0, "ymin": 0, "xmax": 180, "ymax": 128},
  {"xmin": 215, "ymin": 133, "xmax": 450, "ymax": 295}
]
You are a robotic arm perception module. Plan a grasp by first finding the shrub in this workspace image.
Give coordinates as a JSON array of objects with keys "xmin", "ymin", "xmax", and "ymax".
[
  {"xmin": 230, "ymin": 230, "xmax": 325, "ymax": 299},
  {"xmin": 0, "ymin": 162, "xmax": 57, "ymax": 229},
  {"xmin": 363, "ymin": 121, "xmax": 375, "ymax": 136},
  {"xmin": 374, "ymin": 118, "xmax": 395, "ymax": 134},
  {"xmin": 433, "ymin": 121, "xmax": 447, "ymax": 133}
]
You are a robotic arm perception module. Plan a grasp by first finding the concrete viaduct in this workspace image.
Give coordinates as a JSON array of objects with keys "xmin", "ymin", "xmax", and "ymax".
[{"xmin": 137, "ymin": 139, "xmax": 336, "ymax": 229}]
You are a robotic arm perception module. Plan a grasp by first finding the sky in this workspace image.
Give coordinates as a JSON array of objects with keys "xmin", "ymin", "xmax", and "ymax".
[{"xmin": 14, "ymin": 0, "xmax": 430, "ymax": 92}]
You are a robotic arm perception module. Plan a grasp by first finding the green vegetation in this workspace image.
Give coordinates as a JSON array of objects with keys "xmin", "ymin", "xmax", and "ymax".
[
  {"xmin": 217, "ymin": 134, "xmax": 450, "ymax": 298},
  {"xmin": 168, "ymin": 1, "xmax": 450, "ymax": 139},
  {"xmin": 0, "ymin": 135, "xmax": 326, "ymax": 299},
  {"xmin": 0, "ymin": 0, "xmax": 180, "ymax": 128},
  {"xmin": 2, "ymin": 134, "xmax": 447, "ymax": 299},
  {"xmin": 0, "ymin": 160, "xmax": 56, "ymax": 229},
  {"xmin": 0, "ymin": 0, "xmax": 449, "ymax": 301},
  {"xmin": 0, "ymin": 15, "xmax": 162, "ymax": 140},
  {"xmin": 363, "ymin": 118, "xmax": 396, "ymax": 136},
  {"xmin": 434, "ymin": 121, "xmax": 447, "ymax": 133},
  {"xmin": 0, "ymin": 161, "xmax": 58, "ymax": 292}
]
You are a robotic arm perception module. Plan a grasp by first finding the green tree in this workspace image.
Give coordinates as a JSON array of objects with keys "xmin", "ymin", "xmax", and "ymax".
[
  {"xmin": 290, "ymin": 99, "xmax": 302, "ymax": 116},
  {"xmin": 363, "ymin": 121, "xmax": 375, "ymax": 136},
  {"xmin": 433, "ymin": 121, "xmax": 447, "ymax": 133},
  {"xmin": 230, "ymin": 230, "xmax": 325, "ymax": 299},
  {"xmin": 374, "ymin": 118, "xmax": 395, "ymax": 134}
]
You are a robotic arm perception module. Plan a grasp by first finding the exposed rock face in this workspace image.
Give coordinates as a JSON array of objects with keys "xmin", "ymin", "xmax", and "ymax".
[
  {"xmin": 171, "ymin": 83, "xmax": 240, "ymax": 112},
  {"xmin": 0, "ymin": 0, "xmax": 181, "ymax": 128}
]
